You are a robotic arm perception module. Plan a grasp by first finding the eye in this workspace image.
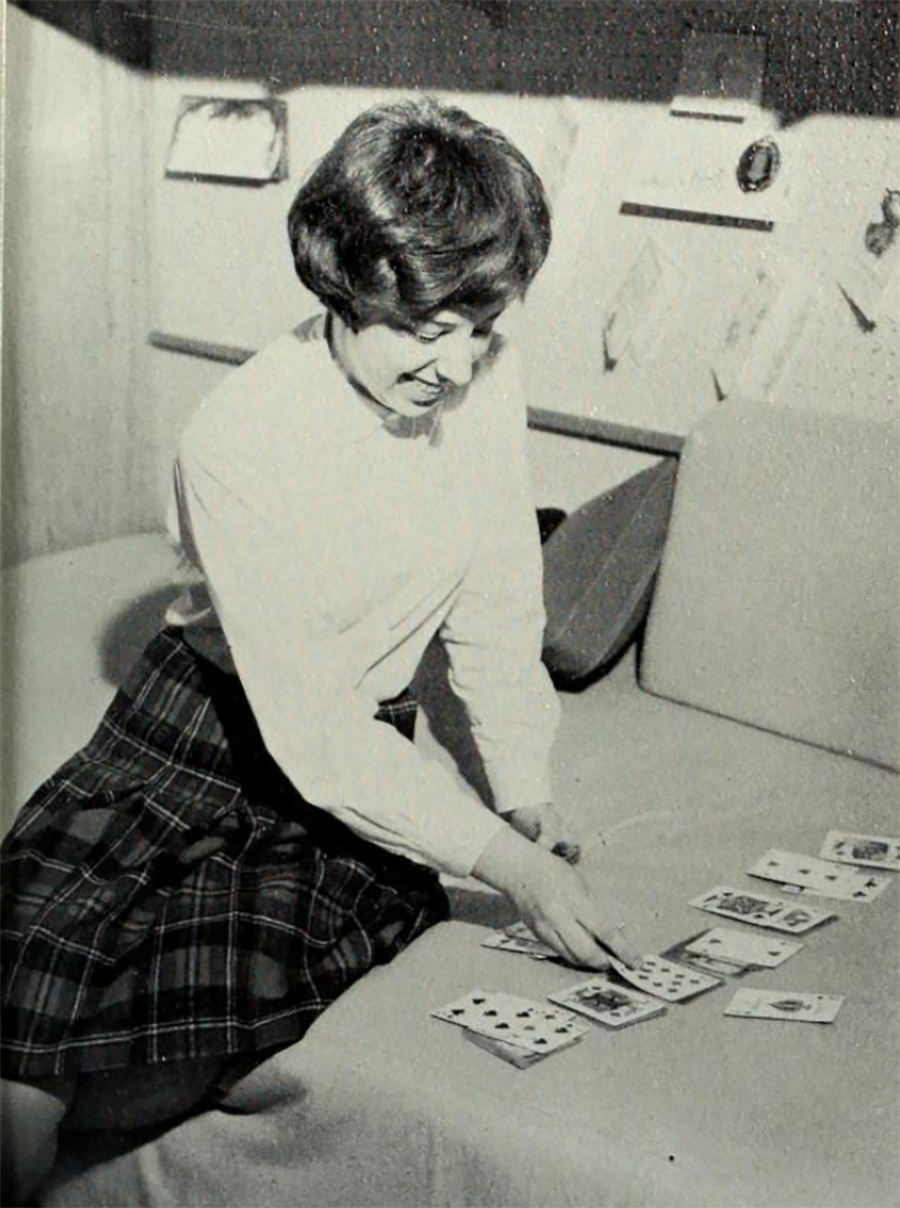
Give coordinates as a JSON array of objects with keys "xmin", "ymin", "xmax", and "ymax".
[
  {"xmin": 414, "ymin": 328, "xmax": 444, "ymax": 345},
  {"xmin": 472, "ymin": 324, "xmax": 494, "ymax": 340}
]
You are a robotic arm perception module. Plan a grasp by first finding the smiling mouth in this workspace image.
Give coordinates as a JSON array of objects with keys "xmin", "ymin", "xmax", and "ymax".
[{"xmin": 404, "ymin": 374, "xmax": 445, "ymax": 404}]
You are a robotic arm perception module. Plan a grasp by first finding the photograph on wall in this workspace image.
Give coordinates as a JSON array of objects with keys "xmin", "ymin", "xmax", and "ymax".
[{"xmin": 165, "ymin": 96, "xmax": 289, "ymax": 184}]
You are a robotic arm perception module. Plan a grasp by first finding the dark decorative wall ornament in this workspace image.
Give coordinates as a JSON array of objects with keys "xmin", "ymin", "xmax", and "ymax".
[
  {"xmin": 864, "ymin": 189, "xmax": 900, "ymax": 257},
  {"xmin": 736, "ymin": 137, "xmax": 780, "ymax": 193}
]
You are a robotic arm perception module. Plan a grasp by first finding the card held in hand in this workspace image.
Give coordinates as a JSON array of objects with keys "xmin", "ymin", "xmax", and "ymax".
[
  {"xmin": 480, "ymin": 922, "xmax": 556, "ymax": 960},
  {"xmin": 819, "ymin": 830, "xmax": 900, "ymax": 873},
  {"xmin": 690, "ymin": 885, "xmax": 837, "ymax": 933},
  {"xmin": 608, "ymin": 954, "xmax": 722, "ymax": 1002},
  {"xmin": 548, "ymin": 977, "xmax": 667, "ymax": 1029},
  {"xmin": 724, "ymin": 988, "xmax": 844, "ymax": 1024}
]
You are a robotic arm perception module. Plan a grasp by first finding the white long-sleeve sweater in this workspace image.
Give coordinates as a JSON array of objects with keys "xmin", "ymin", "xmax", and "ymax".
[{"xmin": 166, "ymin": 314, "xmax": 561, "ymax": 877}]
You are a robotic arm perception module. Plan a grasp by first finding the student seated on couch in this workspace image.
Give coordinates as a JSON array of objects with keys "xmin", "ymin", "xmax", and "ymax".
[{"xmin": 0, "ymin": 96, "xmax": 641, "ymax": 1204}]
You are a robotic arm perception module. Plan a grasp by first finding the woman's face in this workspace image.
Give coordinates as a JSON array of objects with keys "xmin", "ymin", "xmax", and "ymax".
[{"xmin": 332, "ymin": 308, "xmax": 502, "ymax": 419}]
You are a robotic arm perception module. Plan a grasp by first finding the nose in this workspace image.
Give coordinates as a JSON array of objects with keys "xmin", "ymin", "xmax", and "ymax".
[{"xmin": 436, "ymin": 332, "xmax": 475, "ymax": 387}]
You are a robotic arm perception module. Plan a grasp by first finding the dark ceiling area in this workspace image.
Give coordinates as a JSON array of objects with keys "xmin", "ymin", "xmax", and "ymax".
[{"xmin": 11, "ymin": 0, "xmax": 899, "ymax": 126}]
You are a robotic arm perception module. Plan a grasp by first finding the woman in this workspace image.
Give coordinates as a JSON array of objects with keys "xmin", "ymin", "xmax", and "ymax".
[{"xmin": 1, "ymin": 96, "xmax": 639, "ymax": 1203}]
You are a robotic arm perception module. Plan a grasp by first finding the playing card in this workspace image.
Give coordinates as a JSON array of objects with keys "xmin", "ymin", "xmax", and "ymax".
[
  {"xmin": 748, "ymin": 849, "xmax": 892, "ymax": 902},
  {"xmin": 608, "ymin": 954, "xmax": 722, "ymax": 1002},
  {"xmin": 548, "ymin": 977, "xmax": 667, "ymax": 1029},
  {"xmin": 724, "ymin": 988, "xmax": 844, "ymax": 1024},
  {"xmin": 660, "ymin": 933, "xmax": 757, "ymax": 978},
  {"xmin": 480, "ymin": 923, "xmax": 556, "ymax": 959},
  {"xmin": 819, "ymin": 831, "xmax": 900, "ymax": 873},
  {"xmin": 431, "ymin": 989, "xmax": 589, "ymax": 1054},
  {"xmin": 684, "ymin": 927, "xmax": 804, "ymax": 968},
  {"xmin": 462, "ymin": 1029, "xmax": 559, "ymax": 1069},
  {"xmin": 690, "ymin": 885, "xmax": 837, "ymax": 933}
]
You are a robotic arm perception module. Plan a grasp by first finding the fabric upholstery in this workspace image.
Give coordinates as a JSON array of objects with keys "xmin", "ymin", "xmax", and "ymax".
[
  {"xmin": 640, "ymin": 401, "xmax": 900, "ymax": 771},
  {"xmin": 541, "ymin": 458, "xmax": 678, "ymax": 683}
]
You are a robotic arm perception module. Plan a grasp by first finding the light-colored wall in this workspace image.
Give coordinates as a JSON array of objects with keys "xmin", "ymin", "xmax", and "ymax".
[
  {"xmin": 2, "ymin": 6, "xmax": 159, "ymax": 564},
  {"xmin": 3, "ymin": 6, "xmax": 897, "ymax": 564}
]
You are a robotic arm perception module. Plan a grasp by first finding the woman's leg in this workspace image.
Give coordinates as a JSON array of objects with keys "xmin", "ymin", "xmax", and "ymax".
[
  {"xmin": 1, "ymin": 1075, "xmax": 74, "ymax": 1206},
  {"xmin": 62, "ymin": 1055, "xmax": 228, "ymax": 1133}
]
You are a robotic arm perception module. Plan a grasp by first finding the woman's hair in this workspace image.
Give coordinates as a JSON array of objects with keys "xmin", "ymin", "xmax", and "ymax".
[{"xmin": 287, "ymin": 97, "xmax": 551, "ymax": 331}]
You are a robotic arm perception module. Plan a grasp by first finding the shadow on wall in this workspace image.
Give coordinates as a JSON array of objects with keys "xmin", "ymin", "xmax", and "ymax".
[{"xmin": 13, "ymin": 0, "xmax": 899, "ymax": 127}]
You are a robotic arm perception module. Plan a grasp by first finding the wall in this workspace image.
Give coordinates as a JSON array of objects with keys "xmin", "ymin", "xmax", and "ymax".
[
  {"xmin": 2, "ymin": 4, "xmax": 158, "ymax": 564},
  {"xmin": 3, "ymin": 1, "xmax": 898, "ymax": 563}
]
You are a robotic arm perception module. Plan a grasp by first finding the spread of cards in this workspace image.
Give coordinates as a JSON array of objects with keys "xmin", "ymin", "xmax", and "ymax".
[{"xmin": 431, "ymin": 829, "xmax": 898, "ymax": 1068}]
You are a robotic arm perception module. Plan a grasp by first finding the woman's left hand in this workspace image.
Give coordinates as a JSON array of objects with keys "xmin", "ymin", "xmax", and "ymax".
[{"xmin": 506, "ymin": 801, "xmax": 581, "ymax": 864}]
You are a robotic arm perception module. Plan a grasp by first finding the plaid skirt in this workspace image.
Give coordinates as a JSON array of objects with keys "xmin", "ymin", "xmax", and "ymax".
[{"xmin": 0, "ymin": 627, "xmax": 448, "ymax": 1080}]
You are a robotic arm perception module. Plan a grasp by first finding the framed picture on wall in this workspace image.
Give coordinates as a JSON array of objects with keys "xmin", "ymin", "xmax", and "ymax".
[
  {"xmin": 671, "ymin": 29, "xmax": 767, "ymax": 123},
  {"xmin": 165, "ymin": 96, "xmax": 289, "ymax": 185}
]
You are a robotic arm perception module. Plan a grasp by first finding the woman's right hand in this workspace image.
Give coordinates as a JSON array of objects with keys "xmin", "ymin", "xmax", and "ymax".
[{"xmin": 472, "ymin": 826, "xmax": 642, "ymax": 971}]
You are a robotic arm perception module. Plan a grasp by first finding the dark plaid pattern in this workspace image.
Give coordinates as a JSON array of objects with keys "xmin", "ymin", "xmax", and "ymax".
[{"xmin": 1, "ymin": 628, "xmax": 448, "ymax": 1080}]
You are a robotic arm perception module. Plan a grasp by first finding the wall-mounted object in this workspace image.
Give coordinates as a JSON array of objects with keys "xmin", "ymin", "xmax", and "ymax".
[
  {"xmin": 670, "ymin": 29, "xmax": 767, "ymax": 124},
  {"xmin": 620, "ymin": 113, "xmax": 778, "ymax": 232},
  {"xmin": 165, "ymin": 96, "xmax": 288, "ymax": 185},
  {"xmin": 736, "ymin": 138, "xmax": 780, "ymax": 193}
]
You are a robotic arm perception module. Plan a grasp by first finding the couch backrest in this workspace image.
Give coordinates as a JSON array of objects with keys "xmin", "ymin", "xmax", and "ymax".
[{"xmin": 640, "ymin": 400, "xmax": 900, "ymax": 772}]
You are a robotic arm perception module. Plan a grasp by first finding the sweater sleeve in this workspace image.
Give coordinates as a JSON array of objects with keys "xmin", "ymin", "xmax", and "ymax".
[
  {"xmin": 439, "ymin": 346, "xmax": 562, "ymax": 815},
  {"xmin": 171, "ymin": 445, "xmax": 508, "ymax": 879}
]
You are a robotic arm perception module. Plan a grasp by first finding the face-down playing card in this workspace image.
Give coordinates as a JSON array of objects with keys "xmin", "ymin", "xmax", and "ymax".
[
  {"xmin": 431, "ymin": 989, "xmax": 589, "ymax": 1054},
  {"xmin": 747, "ymin": 849, "xmax": 892, "ymax": 901},
  {"xmin": 608, "ymin": 954, "xmax": 722, "ymax": 1001},
  {"xmin": 690, "ymin": 885, "xmax": 837, "ymax": 933},
  {"xmin": 724, "ymin": 988, "xmax": 844, "ymax": 1023},
  {"xmin": 819, "ymin": 831, "xmax": 900, "ymax": 873},
  {"xmin": 547, "ymin": 977, "xmax": 667, "ymax": 1029}
]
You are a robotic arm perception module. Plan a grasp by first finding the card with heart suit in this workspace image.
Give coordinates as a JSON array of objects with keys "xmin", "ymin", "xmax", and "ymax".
[
  {"xmin": 548, "ymin": 976, "xmax": 667, "ymax": 1029},
  {"xmin": 431, "ymin": 989, "xmax": 589, "ymax": 1054},
  {"xmin": 690, "ymin": 885, "xmax": 837, "ymax": 933},
  {"xmin": 747, "ymin": 849, "xmax": 892, "ymax": 901},
  {"xmin": 608, "ymin": 954, "xmax": 722, "ymax": 1002},
  {"xmin": 724, "ymin": 988, "xmax": 845, "ymax": 1023},
  {"xmin": 819, "ymin": 831, "xmax": 900, "ymax": 873},
  {"xmin": 480, "ymin": 923, "xmax": 556, "ymax": 959},
  {"xmin": 685, "ymin": 927, "xmax": 804, "ymax": 968}
]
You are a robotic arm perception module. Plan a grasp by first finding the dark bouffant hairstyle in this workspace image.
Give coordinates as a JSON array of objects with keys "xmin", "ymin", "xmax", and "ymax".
[{"xmin": 287, "ymin": 97, "xmax": 551, "ymax": 331}]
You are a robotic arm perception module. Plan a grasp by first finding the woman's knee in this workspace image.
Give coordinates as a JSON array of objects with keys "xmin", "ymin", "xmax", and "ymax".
[
  {"xmin": 1, "ymin": 1076, "xmax": 73, "ymax": 1205},
  {"xmin": 62, "ymin": 1055, "xmax": 227, "ymax": 1132}
]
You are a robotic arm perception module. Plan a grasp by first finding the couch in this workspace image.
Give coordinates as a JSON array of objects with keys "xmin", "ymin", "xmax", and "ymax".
[{"xmin": 3, "ymin": 399, "xmax": 898, "ymax": 1208}]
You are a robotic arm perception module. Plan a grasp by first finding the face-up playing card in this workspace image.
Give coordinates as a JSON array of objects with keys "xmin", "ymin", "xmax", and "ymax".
[
  {"xmin": 548, "ymin": 977, "xmax": 667, "ymax": 1029},
  {"xmin": 480, "ymin": 923, "xmax": 556, "ymax": 960},
  {"xmin": 684, "ymin": 927, "xmax": 803, "ymax": 968},
  {"xmin": 690, "ymin": 885, "xmax": 837, "ymax": 933},
  {"xmin": 431, "ymin": 989, "xmax": 589, "ymax": 1054},
  {"xmin": 608, "ymin": 954, "xmax": 722, "ymax": 1002},
  {"xmin": 462, "ymin": 1029, "xmax": 558, "ymax": 1069},
  {"xmin": 819, "ymin": 831, "xmax": 900, "ymax": 873},
  {"xmin": 724, "ymin": 988, "xmax": 844, "ymax": 1024},
  {"xmin": 747, "ymin": 849, "xmax": 892, "ymax": 902},
  {"xmin": 660, "ymin": 933, "xmax": 757, "ymax": 978}
]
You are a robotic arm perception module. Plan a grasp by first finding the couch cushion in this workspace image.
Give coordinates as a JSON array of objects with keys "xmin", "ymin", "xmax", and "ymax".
[
  {"xmin": 640, "ymin": 401, "xmax": 900, "ymax": 771},
  {"xmin": 541, "ymin": 458, "xmax": 677, "ymax": 684}
]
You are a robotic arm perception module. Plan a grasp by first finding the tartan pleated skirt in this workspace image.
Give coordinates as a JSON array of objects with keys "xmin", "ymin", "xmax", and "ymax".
[{"xmin": 0, "ymin": 627, "xmax": 448, "ymax": 1081}]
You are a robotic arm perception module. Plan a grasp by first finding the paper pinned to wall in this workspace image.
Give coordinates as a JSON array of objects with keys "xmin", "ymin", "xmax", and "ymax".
[
  {"xmin": 603, "ymin": 239, "xmax": 683, "ymax": 369},
  {"xmin": 621, "ymin": 110, "xmax": 783, "ymax": 229},
  {"xmin": 165, "ymin": 96, "xmax": 288, "ymax": 184}
]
